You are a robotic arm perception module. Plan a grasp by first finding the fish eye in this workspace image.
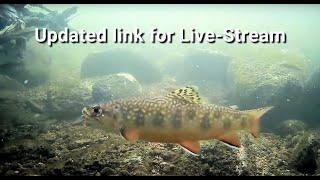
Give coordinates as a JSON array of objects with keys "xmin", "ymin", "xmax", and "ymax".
[
  {"xmin": 93, "ymin": 106, "xmax": 99, "ymax": 113},
  {"xmin": 114, "ymin": 104, "xmax": 120, "ymax": 110},
  {"xmin": 92, "ymin": 105, "xmax": 101, "ymax": 115}
]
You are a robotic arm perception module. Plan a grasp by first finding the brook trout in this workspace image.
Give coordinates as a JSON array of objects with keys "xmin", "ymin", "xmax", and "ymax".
[{"xmin": 82, "ymin": 87, "xmax": 273, "ymax": 155}]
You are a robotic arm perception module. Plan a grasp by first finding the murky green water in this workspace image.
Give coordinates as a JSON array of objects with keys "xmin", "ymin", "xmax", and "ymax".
[{"xmin": 0, "ymin": 4, "xmax": 320, "ymax": 176}]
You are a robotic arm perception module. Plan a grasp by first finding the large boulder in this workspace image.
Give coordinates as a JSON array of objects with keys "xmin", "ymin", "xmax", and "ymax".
[
  {"xmin": 20, "ymin": 73, "xmax": 143, "ymax": 120},
  {"xmin": 227, "ymin": 49, "xmax": 311, "ymax": 129},
  {"xmin": 297, "ymin": 68, "xmax": 320, "ymax": 127},
  {"xmin": 0, "ymin": 89, "xmax": 52, "ymax": 146},
  {"xmin": 288, "ymin": 132, "xmax": 320, "ymax": 175},
  {"xmin": 0, "ymin": 90, "xmax": 40, "ymax": 127},
  {"xmin": 80, "ymin": 49, "xmax": 162, "ymax": 84},
  {"xmin": 0, "ymin": 41, "xmax": 51, "ymax": 86},
  {"xmin": 91, "ymin": 73, "xmax": 142, "ymax": 103},
  {"xmin": 161, "ymin": 49, "xmax": 234, "ymax": 106},
  {"xmin": 229, "ymin": 60, "xmax": 307, "ymax": 108},
  {"xmin": 0, "ymin": 43, "xmax": 24, "ymax": 67},
  {"xmin": 276, "ymin": 120, "xmax": 307, "ymax": 136},
  {"xmin": 164, "ymin": 49, "xmax": 233, "ymax": 87},
  {"xmin": 0, "ymin": 74, "xmax": 24, "ymax": 91},
  {"xmin": 0, "ymin": 76, "xmax": 38, "ymax": 128},
  {"xmin": 22, "ymin": 78, "xmax": 92, "ymax": 120}
]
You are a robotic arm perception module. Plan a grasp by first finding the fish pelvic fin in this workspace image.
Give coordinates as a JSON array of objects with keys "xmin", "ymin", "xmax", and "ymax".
[
  {"xmin": 244, "ymin": 106, "xmax": 274, "ymax": 138},
  {"xmin": 179, "ymin": 141, "xmax": 201, "ymax": 156},
  {"xmin": 218, "ymin": 132, "xmax": 242, "ymax": 148}
]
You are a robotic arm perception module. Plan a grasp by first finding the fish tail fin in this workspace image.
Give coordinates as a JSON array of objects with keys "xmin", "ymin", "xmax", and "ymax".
[{"xmin": 244, "ymin": 106, "xmax": 274, "ymax": 138}]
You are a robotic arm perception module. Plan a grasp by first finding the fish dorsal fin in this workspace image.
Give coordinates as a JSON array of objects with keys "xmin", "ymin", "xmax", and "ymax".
[
  {"xmin": 166, "ymin": 86, "xmax": 201, "ymax": 104},
  {"xmin": 218, "ymin": 132, "xmax": 241, "ymax": 148},
  {"xmin": 179, "ymin": 141, "xmax": 201, "ymax": 156}
]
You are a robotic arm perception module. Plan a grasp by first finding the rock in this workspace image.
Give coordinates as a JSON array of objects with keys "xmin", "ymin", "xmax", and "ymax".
[
  {"xmin": 119, "ymin": 170, "xmax": 131, "ymax": 176},
  {"xmin": 5, "ymin": 170, "xmax": 16, "ymax": 176},
  {"xmin": 0, "ymin": 89, "xmax": 45, "ymax": 121},
  {"xmin": 128, "ymin": 155, "xmax": 143, "ymax": 165},
  {"xmin": 22, "ymin": 78, "xmax": 92, "ymax": 120},
  {"xmin": 35, "ymin": 146, "xmax": 55, "ymax": 159},
  {"xmin": 142, "ymin": 77, "xmax": 181, "ymax": 97},
  {"xmin": 317, "ymin": 150, "xmax": 320, "ymax": 175},
  {"xmin": 162, "ymin": 162, "xmax": 175, "ymax": 173},
  {"xmin": 277, "ymin": 120, "xmax": 307, "ymax": 136},
  {"xmin": 0, "ymin": 90, "xmax": 21, "ymax": 103},
  {"xmin": 0, "ymin": 49, "xmax": 50, "ymax": 87},
  {"xmin": 160, "ymin": 49, "xmax": 233, "ymax": 106},
  {"xmin": 47, "ymin": 156, "xmax": 60, "ymax": 163},
  {"xmin": 86, "ymin": 161, "xmax": 103, "ymax": 171},
  {"xmin": 80, "ymin": 49, "xmax": 162, "ymax": 84},
  {"xmin": 91, "ymin": 73, "xmax": 142, "ymax": 103},
  {"xmin": 165, "ymin": 49, "xmax": 233, "ymax": 87},
  {"xmin": 67, "ymin": 139, "xmax": 93, "ymax": 150},
  {"xmin": 289, "ymin": 132, "xmax": 320, "ymax": 174},
  {"xmin": 229, "ymin": 61, "xmax": 306, "ymax": 108},
  {"xmin": 228, "ymin": 49, "xmax": 311, "ymax": 129},
  {"xmin": 24, "ymin": 100, "xmax": 44, "ymax": 114},
  {"xmin": 19, "ymin": 45, "xmax": 51, "ymax": 87},
  {"xmin": 297, "ymin": 68, "xmax": 320, "ymax": 127},
  {"xmin": 0, "ymin": 90, "xmax": 51, "ymax": 131},
  {"xmin": 100, "ymin": 167, "xmax": 116, "ymax": 176},
  {"xmin": 0, "ymin": 121, "xmax": 305, "ymax": 176},
  {"xmin": 307, "ymin": 68, "xmax": 320, "ymax": 89},
  {"xmin": 75, "ymin": 139, "xmax": 92, "ymax": 146},
  {"xmin": 47, "ymin": 168, "xmax": 63, "ymax": 176},
  {"xmin": 233, "ymin": 133, "xmax": 295, "ymax": 176},
  {"xmin": 0, "ymin": 63, "xmax": 27, "ymax": 85},
  {"xmin": 200, "ymin": 141, "xmax": 240, "ymax": 176},
  {"xmin": 0, "ymin": 74, "xmax": 24, "ymax": 91}
]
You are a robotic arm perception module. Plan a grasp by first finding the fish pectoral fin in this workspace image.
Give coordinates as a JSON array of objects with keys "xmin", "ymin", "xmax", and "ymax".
[
  {"xmin": 120, "ymin": 128, "xmax": 139, "ymax": 143},
  {"xmin": 179, "ymin": 141, "xmax": 201, "ymax": 155},
  {"xmin": 218, "ymin": 132, "xmax": 241, "ymax": 148}
]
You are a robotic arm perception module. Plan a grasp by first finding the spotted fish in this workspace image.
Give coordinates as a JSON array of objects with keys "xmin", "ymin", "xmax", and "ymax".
[{"xmin": 82, "ymin": 87, "xmax": 273, "ymax": 155}]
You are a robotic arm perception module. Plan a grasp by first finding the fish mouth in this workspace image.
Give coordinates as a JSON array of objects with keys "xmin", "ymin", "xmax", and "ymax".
[
  {"xmin": 81, "ymin": 107, "xmax": 91, "ymax": 126},
  {"xmin": 81, "ymin": 107, "xmax": 90, "ymax": 117}
]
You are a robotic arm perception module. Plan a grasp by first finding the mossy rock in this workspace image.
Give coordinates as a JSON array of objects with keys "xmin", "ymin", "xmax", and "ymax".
[
  {"xmin": 276, "ymin": 120, "xmax": 307, "ymax": 136},
  {"xmin": 80, "ymin": 49, "xmax": 162, "ymax": 84},
  {"xmin": 297, "ymin": 68, "xmax": 320, "ymax": 127},
  {"xmin": 0, "ymin": 44, "xmax": 51, "ymax": 87},
  {"xmin": 164, "ymin": 49, "xmax": 233, "ymax": 87},
  {"xmin": 0, "ymin": 75, "xmax": 24, "ymax": 91},
  {"xmin": 91, "ymin": 73, "xmax": 142, "ymax": 103},
  {"xmin": 227, "ymin": 49, "xmax": 311, "ymax": 130},
  {"xmin": 22, "ymin": 77, "xmax": 93, "ymax": 120},
  {"xmin": 21, "ymin": 73, "xmax": 142, "ymax": 120},
  {"xmin": 229, "ymin": 55, "xmax": 309, "ymax": 109},
  {"xmin": 289, "ymin": 131, "xmax": 320, "ymax": 175}
]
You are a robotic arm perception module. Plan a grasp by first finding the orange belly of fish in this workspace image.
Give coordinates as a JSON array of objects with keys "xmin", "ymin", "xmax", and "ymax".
[{"xmin": 138, "ymin": 127, "xmax": 225, "ymax": 143}]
